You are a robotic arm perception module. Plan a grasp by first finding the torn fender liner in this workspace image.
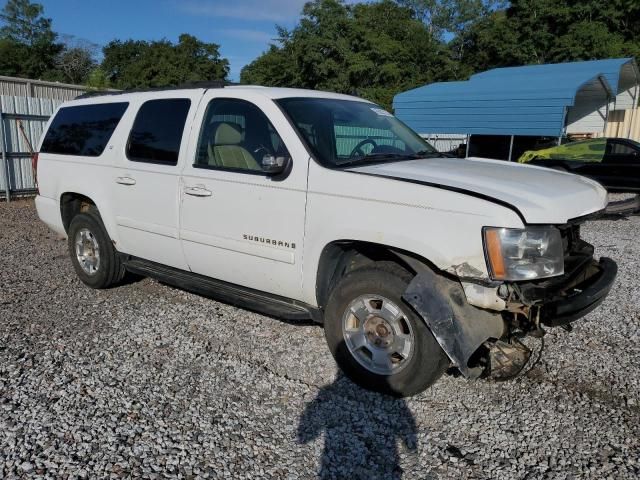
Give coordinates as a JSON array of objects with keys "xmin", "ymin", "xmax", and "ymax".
[{"xmin": 403, "ymin": 268, "xmax": 506, "ymax": 378}]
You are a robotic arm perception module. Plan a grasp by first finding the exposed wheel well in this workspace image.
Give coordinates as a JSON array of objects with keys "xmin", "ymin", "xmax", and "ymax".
[
  {"xmin": 60, "ymin": 193, "xmax": 97, "ymax": 233},
  {"xmin": 315, "ymin": 241, "xmax": 437, "ymax": 309}
]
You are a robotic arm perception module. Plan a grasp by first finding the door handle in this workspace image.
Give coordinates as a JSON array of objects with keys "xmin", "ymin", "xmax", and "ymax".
[
  {"xmin": 116, "ymin": 176, "xmax": 136, "ymax": 186},
  {"xmin": 184, "ymin": 186, "xmax": 212, "ymax": 197}
]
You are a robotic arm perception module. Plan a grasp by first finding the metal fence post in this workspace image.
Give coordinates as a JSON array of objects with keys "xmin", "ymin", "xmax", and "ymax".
[
  {"xmin": 0, "ymin": 110, "xmax": 9, "ymax": 202},
  {"xmin": 508, "ymin": 135, "xmax": 515, "ymax": 161}
]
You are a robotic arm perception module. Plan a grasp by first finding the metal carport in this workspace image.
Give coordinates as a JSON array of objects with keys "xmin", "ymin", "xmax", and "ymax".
[{"xmin": 393, "ymin": 58, "xmax": 639, "ymax": 160}]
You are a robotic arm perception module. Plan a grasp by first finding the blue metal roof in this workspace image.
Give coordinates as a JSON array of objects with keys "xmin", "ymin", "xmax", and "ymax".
[
  {"xmin": 471, "ymin": 58, "xmax": 635, "ymax": 96},
  {"xmin": 393, "ymin": 58, "xmax": 637, "ymax": 137}
]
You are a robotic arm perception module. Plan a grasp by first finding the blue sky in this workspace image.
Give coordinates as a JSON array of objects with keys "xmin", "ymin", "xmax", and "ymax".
[{"xmin": 34, "ymin": 0, "xmax": 349, "ymax": 81}]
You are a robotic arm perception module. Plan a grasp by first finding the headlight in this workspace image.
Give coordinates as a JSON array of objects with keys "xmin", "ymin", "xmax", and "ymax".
[{"xmin": 483, "ymin": 226, "xmax": 564, "ymax": 281}]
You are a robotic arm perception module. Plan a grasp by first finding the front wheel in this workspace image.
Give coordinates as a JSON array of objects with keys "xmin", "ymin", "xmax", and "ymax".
[{"xmin": 324, "ymin": 264, "xmax": 449, "ymax": 397}]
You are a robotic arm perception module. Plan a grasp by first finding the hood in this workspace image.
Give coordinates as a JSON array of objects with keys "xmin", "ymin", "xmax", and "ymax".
[{"xmin": 349, "ymin": 156, "xmax": 607, "ymax": 224}]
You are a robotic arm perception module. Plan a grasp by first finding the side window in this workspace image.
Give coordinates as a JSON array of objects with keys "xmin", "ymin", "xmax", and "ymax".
[
  {"xmin": 194, "ymin": 98, "xmax": 289, "ymax": 173},
  {"xmin": 608, "ymin": 140, "xmax": 637, "ymax": 156},
  {"xmin": 41, "ymin": 102, "xmax": 128, "ymax": 156},
  {"xmin": 127, "ymin": 99, "xmax": 191, "ymax": 165}
]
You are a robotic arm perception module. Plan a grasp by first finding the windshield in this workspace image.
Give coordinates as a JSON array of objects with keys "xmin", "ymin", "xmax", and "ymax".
[{"xmin": 277, "ymin": 98, "xmax": 438, "ymax": 167}]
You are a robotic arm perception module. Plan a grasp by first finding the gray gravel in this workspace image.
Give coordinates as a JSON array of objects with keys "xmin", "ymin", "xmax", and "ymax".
[{"xmin": 1, "ymin": 199, "xmax": 639, "ymax": 479}]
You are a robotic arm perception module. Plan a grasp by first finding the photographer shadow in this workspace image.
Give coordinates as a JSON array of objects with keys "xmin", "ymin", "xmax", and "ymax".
[{"xmin": 297, "ymin": 369, "xmax": 418, "ymax": 480}]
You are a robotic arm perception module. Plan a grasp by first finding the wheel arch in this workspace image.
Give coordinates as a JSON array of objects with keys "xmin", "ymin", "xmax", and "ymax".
[
  {"xmin": 60, "ymin": 192, "xmax": 97, "ymax": 232},
  {"xmin": 59, "ymin": 191, "xmax": 121, "ymax": 247},
  {"xmin": 314, "ymin": 240, "xmax": 442, "ymax": 309}
]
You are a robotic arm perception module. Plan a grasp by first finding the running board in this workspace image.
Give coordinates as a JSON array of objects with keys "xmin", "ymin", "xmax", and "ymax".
[{"xmin": 124, "ymin": 258, "xmax": 322, "ymax": 323}]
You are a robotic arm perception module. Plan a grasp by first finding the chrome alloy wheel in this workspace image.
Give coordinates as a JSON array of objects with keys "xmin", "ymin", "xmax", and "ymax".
[
  {"xmin": 75, "ymin": 228, "xmax": 101, "ymax": 275},
  {"xmin": 342, "ymin": 294, "xmax": 415, "ymax": 375}
]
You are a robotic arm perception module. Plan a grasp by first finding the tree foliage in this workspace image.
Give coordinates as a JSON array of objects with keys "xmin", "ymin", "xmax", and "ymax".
[
  {"xmin": 241, "ymin": 0, "xmax": 457, "ymax": 109},
  {"xmin": 0, "ymin": 0, "xmax": 62, "ymax": 79},
  {"xmin": 0, "ymin": 0, "xmax": 55, "ymax": 45},
  {"xmin": 243, "ymin": 0, "xmax": 640, "ymax": 107},
  {"xmin": 460, "ymin": 0, "xmax": 640, "ymax": 72},
  {"xmin": 1, "ymin": 0, "xmax": 639, "ymax": 98},
  {"xmin": 101, "ymin": 34, "xmax": 229, "ymax": 89},
  {"xmin": 53, "ymin": 36, "xmax": 98, "ymax": 84},
  {"xmin": 0, "ymin": 0, "xmax": 229, "ymax": 88}
]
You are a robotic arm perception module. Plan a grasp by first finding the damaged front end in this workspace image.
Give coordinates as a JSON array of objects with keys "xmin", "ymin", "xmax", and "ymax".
[{"xmin": 402, "ymin": 221, "xmax": 617, "ymax": 381}]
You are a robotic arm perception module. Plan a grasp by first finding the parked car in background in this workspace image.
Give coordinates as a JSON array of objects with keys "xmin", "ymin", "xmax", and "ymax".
[
  {"xmin": 35, "ymin": 85, "xmax": 616, "ymax": 397},
  {"xmin": 518, "ymin": 138, "xmax": 640, "ymax": 193}
]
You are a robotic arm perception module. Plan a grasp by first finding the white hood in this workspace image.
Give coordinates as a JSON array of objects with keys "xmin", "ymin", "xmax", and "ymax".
[{"xmin": 350, "ymin": 156, "xmax": 608, "ymax": 224}]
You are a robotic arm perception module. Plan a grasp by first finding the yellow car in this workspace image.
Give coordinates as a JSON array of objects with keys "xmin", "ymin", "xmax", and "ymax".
[{"xmin": 518, "ymin": 138, "xmax": 640, "ymax": 193}]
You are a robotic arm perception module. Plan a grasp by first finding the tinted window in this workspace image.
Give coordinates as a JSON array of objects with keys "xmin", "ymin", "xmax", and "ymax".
[
  {"xmin": 608, "ymin": 140, "xmax": 638, "ymax": 156},
  {"xmin": 41, "ymin": 102, "xmax": 128, "ymax": 156},
  {"xmin": 195, "ymin": 98, "xmax": 289, "ymax": 173},
  {"xmin": 127, "ymin": 99, "xmax": 191, "ymax": 165}
]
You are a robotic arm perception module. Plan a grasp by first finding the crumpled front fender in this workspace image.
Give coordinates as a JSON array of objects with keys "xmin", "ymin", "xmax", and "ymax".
[{"xmin": 402, "ymin": 267, "xmax": 506, "ymax": 378}]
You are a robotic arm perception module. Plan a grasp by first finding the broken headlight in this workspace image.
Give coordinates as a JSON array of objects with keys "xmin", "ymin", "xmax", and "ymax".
[{"xmin": 483, "ymin": 226, "xmax": 564, "ymax": 281}]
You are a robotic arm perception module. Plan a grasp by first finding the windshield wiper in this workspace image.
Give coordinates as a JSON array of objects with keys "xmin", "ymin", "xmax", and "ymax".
[{"xmin": 412, "ymin": 150, "xmax": 448, "ymax": 158}]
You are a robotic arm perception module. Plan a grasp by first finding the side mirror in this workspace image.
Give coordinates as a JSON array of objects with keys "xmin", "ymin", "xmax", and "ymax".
[{"xmin": 261, "ymin": 154, "xmax": 291, "ymax": 175}]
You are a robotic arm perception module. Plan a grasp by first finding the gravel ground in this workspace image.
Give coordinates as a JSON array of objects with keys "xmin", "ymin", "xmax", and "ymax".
[{"xmin": 0, "ymin": 199, "xmax": 638, "ymax": 479}]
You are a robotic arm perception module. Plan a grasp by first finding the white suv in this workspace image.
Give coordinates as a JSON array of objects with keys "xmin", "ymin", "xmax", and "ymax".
[{"xmin": 35, "ymin": 85, "xmax": 617, "ymax": 397}]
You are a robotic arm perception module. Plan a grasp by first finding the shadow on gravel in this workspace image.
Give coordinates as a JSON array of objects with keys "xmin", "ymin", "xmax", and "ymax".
[
  {"xmin": 297, "ymin": 371, "xmax": 418, "ymax": 480},
  {"xmin": 591, "ymin": 213, "xmax": 632, "ymax": 222}
]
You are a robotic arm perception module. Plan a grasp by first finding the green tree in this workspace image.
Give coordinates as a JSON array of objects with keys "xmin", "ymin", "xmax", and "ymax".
[
  {"xmin": 0, "ymin": 0, "xmax": 63, "ymax": 79},
  {"xmin": 101, "ymin": 34, "xmax": 229, "ymax": 89},
  {"xmin": 85, "ymin": 67, "xmax": 111, "ymax": 89},
  {"xmin": 460, "ymin": 0, "xmax": 640, "ymax": 72},
  {"xmin": 397, "ymin": 0, "xmax": 504, "ymax": 77},
  {"xmin": 397, "ymin": 0, "xmax": 503, "ymax": 38},
  {"xmin": 0, "ymin": 0, "xmax": 55, "ymax": 45},
  {"xmin": 241, "ymin": 0, "xmax": 457, "ymax": 109}
]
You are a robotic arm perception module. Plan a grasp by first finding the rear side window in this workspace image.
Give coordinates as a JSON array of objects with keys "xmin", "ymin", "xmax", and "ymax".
[
  {"xmin": 41, "ymin": 102, "xmax": 128, "ymax": 156},
  {"xmin": 127, "ymin": 99, "xmax": 191, "ymax": 165}
]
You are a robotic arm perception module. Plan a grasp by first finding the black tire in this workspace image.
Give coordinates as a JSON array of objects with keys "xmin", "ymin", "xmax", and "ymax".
[
  {"xmin": 324, "ymin": 263, "xmax": 449, "ymax": 397},
  {"xmin": 67, "ymin": 209, "xmax": 125, "ymax": 289}
]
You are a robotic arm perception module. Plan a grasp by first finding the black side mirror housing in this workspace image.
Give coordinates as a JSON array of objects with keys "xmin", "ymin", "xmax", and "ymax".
[{"xmin": 261, "ymin": 154, "xmax": 291, "ymax": 175}]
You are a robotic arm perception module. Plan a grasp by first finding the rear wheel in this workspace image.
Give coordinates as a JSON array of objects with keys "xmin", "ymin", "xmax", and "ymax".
[
  {"xmin": 324, "ymin": 263, "xmax": 449, "ymax": 397},
  {"xmin": 67, "ymin": 209, "xmax": 125, "ymax": 289}
]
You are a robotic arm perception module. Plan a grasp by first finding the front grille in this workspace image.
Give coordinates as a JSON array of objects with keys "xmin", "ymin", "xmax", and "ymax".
[{"xmin": 558, "ymin": 223, "xmax": 594, "ymax": 281}]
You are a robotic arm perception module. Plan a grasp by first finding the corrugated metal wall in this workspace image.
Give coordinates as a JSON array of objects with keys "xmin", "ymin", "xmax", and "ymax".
[
  {"xmin": 420, "ymin": 134, "xmax": 467, "ymax": 153},
  {"xmin": 0, "ymin": 95, "xmax": 64, "ymax": 198},
  {"xmin": 0, "ymin": 76, "xmax": 88, "ymax": 199},
  {"xmin": 0, "ymin": 75, "xmax": 86, "ymax": 101},
  {"xmin": 605, "ymin": 108, "xmax": 640, "ymax": 141}
]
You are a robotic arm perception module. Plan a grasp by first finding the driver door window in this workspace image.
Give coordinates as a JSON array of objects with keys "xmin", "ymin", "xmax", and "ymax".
[{"xmin": 194, "ymin": 98, "xmax": 289, "ymax": 173}]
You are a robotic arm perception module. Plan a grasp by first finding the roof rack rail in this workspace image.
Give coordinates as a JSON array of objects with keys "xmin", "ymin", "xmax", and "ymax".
[{"xmin": 75, "ymin": 80, "xmax": 236, "ymax": 99}]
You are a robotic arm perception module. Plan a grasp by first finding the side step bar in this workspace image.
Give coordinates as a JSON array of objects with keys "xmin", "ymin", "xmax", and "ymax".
[{"xmin": 124, "ymin": 257, "xmax": 323, "ymax": 323}]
